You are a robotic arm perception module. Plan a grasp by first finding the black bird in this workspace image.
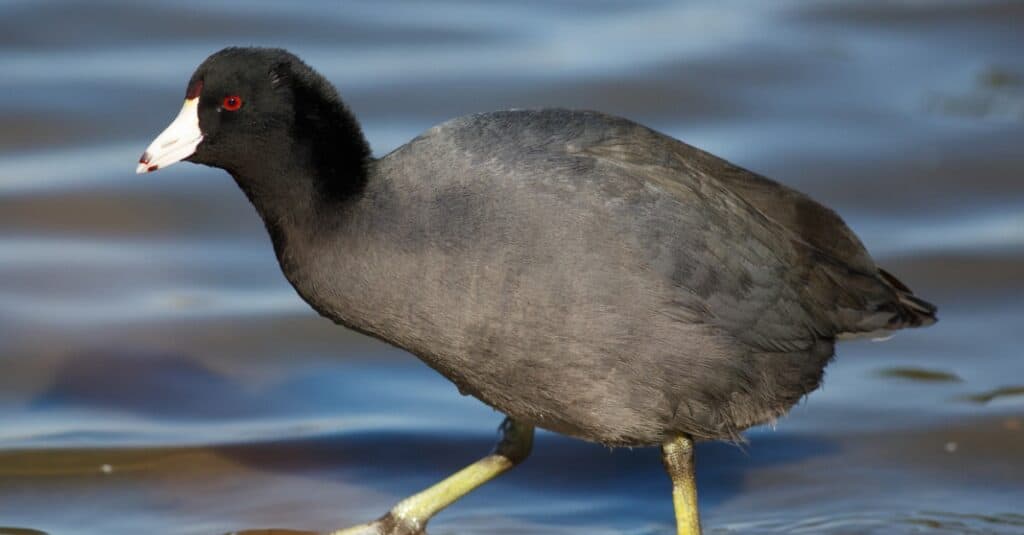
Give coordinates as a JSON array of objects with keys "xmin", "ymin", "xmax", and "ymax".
[{"xmin": 137, "ymin": 47, "xmax": 937, "ymax": 535}]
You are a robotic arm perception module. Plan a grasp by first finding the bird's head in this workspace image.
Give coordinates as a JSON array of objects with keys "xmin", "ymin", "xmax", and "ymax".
[
  {"xmin": 138, "ymin": 47, "xmax": 305, "ymax": 174},
  {"xmin": 137, "ymin": 47, "xmax": 369, "ymax": 188}
]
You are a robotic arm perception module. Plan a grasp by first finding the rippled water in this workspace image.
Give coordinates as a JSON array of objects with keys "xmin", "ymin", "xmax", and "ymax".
[{"xmin": 2, "ymin": 1, "xmax": 1023, "ymax": 534}]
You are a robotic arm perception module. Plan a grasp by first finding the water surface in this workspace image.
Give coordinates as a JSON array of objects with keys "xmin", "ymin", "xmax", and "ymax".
[{"xmin": 1, "ymin": 1, "xmax": 1023, "ymax": 533}]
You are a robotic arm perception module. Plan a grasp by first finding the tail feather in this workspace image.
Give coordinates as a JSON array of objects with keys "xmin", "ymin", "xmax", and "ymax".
[
  {"xmin": 879, "ymin": 268, "xmax": 938, "ymax": 329},
  {"xmin": 836, "ymin": 268, "xmax": 937, "ymax": 340}
]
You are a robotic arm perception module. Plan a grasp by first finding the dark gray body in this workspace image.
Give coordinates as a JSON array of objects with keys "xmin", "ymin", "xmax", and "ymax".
[{"xmin": 276, "ymin": 109, "xmax": 927, "ymax": 446}]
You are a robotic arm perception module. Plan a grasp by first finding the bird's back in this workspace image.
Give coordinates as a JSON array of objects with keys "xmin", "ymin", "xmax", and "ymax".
[{"xmin": 395, "ymin": 108, "xmax": 933, "ymax": 330}]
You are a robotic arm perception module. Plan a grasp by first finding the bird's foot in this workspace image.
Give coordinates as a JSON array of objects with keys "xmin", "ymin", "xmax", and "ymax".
[
  {"xmin": 331, "ymin": 512, "xmax": 426, "ymax": 535},
  {"xmin": 331, "ymin": 419, "xmax": 533, "ymax": 535}
]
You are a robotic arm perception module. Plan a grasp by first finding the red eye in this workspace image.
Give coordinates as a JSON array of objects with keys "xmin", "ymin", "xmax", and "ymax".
[{"xmin": 222, "ymin": 95, "xmax": 243, "ymax": 111}]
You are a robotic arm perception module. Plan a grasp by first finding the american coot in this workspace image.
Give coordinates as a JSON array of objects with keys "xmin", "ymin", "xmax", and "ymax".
[{"xmin": 137, "ymin": 48, "xmax": 936, "ymax": 535}]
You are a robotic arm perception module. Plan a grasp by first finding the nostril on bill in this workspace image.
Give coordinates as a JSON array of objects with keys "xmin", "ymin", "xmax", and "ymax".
[{"xmin": 160, "ymin": 139, "xmax": 179, "ymax": 149}]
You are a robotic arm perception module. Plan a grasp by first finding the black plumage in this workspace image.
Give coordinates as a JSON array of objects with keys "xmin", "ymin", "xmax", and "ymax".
[{"xmin": 171, "ymin": 47, "xmax": 936, "ymax": 446}]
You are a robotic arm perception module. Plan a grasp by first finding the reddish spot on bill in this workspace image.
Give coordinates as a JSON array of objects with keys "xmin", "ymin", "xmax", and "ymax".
[{"xmin": 186, "ymin": 79, "xmax": 203, "ymax": 100}]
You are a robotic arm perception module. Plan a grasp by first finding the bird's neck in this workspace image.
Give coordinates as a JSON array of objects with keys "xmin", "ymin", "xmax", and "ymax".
[
  {"xmin": 232, "ymin": 156, "xmax": 363, "ymax": 269},
  {"xmin": 225, "ymin": 127, "xmax": 372, "ymax": 303},
  {"xmin": 230, "ymin": 144, "xmax": 406, "ymax": 355}
]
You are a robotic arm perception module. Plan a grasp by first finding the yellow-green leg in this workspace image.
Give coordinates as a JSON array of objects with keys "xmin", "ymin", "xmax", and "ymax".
[
  {"xmin": 333, "ymin": 418, "xmax": 534, "ymax": 535},
  {"xmin": 662, "ymin": 434, "xmax": 701, "ymax": 535}
]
